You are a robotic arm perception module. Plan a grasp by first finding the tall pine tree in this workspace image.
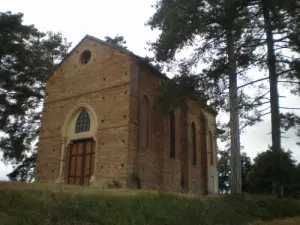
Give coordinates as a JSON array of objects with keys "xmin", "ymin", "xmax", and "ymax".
[{"xmin": 241, "ymin": 0, "xmax": 300, "ymax": 196}]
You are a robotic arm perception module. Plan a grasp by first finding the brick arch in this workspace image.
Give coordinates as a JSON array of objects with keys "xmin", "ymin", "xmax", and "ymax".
[
  {"xmin": 56, "ymin": 103, "xmax": 98, "ymax": 184},
  {"xmin": 61, "ymin": 103, "xmax": 98, "ymax": 140}
]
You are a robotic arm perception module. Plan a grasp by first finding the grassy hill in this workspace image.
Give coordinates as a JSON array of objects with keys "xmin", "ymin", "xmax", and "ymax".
[
  {"xmin": 1, "ymin": 182, "xmax": 300, "ymax": 225},
  {"xmin": 253, "ymin": 218, "xmax": 300, "ymax": 225}
]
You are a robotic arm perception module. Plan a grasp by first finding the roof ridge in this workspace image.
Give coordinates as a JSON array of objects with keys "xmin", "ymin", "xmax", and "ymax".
[{"xmin": 85, "ymin": 34, "xmax": 138, "ymax": 58}]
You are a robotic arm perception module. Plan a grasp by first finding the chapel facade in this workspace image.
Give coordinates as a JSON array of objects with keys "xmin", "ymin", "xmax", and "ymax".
[{"xmin": 35, "ymin": 35, "xmax": 218, "ymax": 195}]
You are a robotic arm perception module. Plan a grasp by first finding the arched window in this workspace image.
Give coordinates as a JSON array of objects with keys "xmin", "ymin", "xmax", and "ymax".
[
  {"xmin": 200, "ymin": 112, "xmax": 207, "ymax": 157},
  {"xmin": 75, "ymin": 110, "xmax": 90, "ymax": 133},
  {"xmin": 141, "ymin": 95, "xmax": 150, "ymax": 148},
  {"xmin": 169, "ymin": 111, "xmax": 175, "ymax": 158},
  {"xmin": 191, "ymin": 122, "xmax": 196, "ymax": 165},
  {"xmin": 209, "ymin": 131, "xmax": 214, "ymax": 165}
]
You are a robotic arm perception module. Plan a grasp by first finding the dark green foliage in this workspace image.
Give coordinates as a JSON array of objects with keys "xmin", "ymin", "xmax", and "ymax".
[
  {"xmin": 219, "ymin": 147, "xmax": 300, "ymax": 198},
  {"xmin": 153, "ymin": 74, "xmax": 210, "ymax": 113},
  {"xmin": 246, "ymin": 148, "xmax": 300, "ymax": 198},
  {"xmin": 280, "ymin": 112, "xmax": 300, "ymax": 146},
  {"xmin": 218, "ymin": 150, "xmax": 231, "ymax": 194},
  {"xmin": 106, "ymin": 180, "xmax": 122, "ymax": 189},
  {"xmin": 0, "ymin": 11, "xmax": 71, "ymax": 181},
  {"xmin": 280, "ymin": 113, "xmax": 300, "ymax": 131},
  {"xmin": 1, "ymin": 189, "xmax": 300, "ymax": 225},
  {"xmin": 218, "ymin": 150, "xmax": 252, "ymax": 194},
  {"xmin": 104, "ymin": 34, "xmax": 127, "ymax": 49},
  {"xmin": 6, "ymin": 154, "xmax": 36, "ymax": 181},
  {"xmin": 241, "ymin": 153, "xmax": 252, "ymax": 192}
]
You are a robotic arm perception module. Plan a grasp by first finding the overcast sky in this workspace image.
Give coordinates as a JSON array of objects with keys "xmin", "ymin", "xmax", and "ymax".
[{"xmin": 1, "ymin": 0, "xmax": 299, "ymax": 180}]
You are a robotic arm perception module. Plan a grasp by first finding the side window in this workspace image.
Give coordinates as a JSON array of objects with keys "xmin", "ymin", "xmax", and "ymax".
[
  {"xmin": 141, "ymin": 96, "xmax": 150, "ymax": 148},
  {"xmin": 200, "ymin": 112, "xmax": 207, "ymax": 163},
  {"xmin": 191, "ymin": 122, "xmax": 196, "ymax": 165},
  {"xmin": 169, "ymin": 111, "xmax": 175, "ymax": 158},
  {"xmin": 209, "ymin": 131, "xmax": 214, "ymax": 166}
]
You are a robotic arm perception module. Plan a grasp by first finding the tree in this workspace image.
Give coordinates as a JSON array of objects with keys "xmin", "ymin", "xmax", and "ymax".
[
  {"xmin": 246, "ymin": 148, "xmax": 299, "ymax": 198},
  {"xmin": 280, "ymin": 112, "xmax": 300, "ymax": 147},
  {"xmin": 261, "ymin": 0, "xmax": 300, "ymax": 195},
  {"xmin": 104, "ymin": 34, "xmax": 127, "ymax": 49},
  {"xmin": 0, "ymin": 11, "xmax": 71, "ymax": 181},
  {"xmin": 147, "ymin": 0, "xmax": 265, "ymax": 194},
  {"xmin": 236, "ymin": 0, "xmax": 300, "ymax": 196},
  {"xmin": 218, "ymin": 149, "xmax": 252, "ymax": 194},
  {"xmin": 218, "ymin": 150, "xmax": 231, "ymax": 194},
  {"xmin": 241, "ymin": 152, "xmax": 252, "ymax": 192}
]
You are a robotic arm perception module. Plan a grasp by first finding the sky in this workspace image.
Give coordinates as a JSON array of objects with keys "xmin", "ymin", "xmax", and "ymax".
[{"xmin": 0, "ymin": 0, "xmax": 299, "ymax": 180}]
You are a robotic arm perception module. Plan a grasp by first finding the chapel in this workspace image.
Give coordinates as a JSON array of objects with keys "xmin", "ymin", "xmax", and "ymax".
[{"xmin": 35, "ymin": 35, "xmax": 218, "ymax": 195}]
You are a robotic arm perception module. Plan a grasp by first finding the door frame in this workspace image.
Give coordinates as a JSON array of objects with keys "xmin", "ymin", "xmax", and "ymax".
[{"xmin": 67, "ymin": 138, "xmax": 95, "ymax": 185}]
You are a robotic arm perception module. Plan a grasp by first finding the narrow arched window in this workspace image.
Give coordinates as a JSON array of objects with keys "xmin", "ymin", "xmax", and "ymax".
[
  {"xmin": 200, "ymin": 112, "xmax": 207, "ymax": 161},
  {"xmin": 169, "ymin": 111, "xmax": 175, "ymax": 158},
  {"xmin": 141, "ymin": 95, "xmax": 150, "ymax": 148},
  {"xmin": 209, "ymin": 131, "xmax": 214, "ymax": 166},
  {"xmin": 191, "ymin": 122, "xmax": 196, "ymax": 165},
  {"xmin": 75, "ymin": 110, "xmax": 90, "ymax": 133}
]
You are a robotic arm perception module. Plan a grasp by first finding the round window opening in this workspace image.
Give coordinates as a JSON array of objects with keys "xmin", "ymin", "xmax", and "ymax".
[{"xmin": 80, "ymin": 50, "xmax": 91, "ymax": 64}]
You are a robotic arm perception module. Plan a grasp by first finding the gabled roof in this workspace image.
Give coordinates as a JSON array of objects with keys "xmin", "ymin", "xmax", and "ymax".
[{"xmin": 48, "ymin": 34, "xmax": 168, "ymax": 81}]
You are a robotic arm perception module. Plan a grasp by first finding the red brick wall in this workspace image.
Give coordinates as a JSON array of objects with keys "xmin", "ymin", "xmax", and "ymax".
[
  {"xmin": 130, "ymin": 65, "xmax": 217, "ymax": 194},
  {"xmin": 36, "ymin": 38, "xmax": 133, "ymax": 187},
  {"xmin": 36, "ymin": 37, "xmax": 217, "ymax": 193}
]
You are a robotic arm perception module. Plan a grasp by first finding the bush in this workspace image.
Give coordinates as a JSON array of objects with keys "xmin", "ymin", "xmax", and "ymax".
[
  {"xmin": 1, "ymin": 189, "xmax": 300, "ymax": 225},
  {"xmin": 106, "ymin": 180, "xmax": 122, "ymax": 189}
]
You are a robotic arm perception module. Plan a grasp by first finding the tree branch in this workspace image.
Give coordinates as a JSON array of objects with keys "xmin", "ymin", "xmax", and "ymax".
[
  {"xmin": 280, "ymin": 107, "xmax": 300, "ymax": 110},
  {"xmin": 278, "ymin": 80, "xmax": 300, "ymax": 85},
  {"xmin": 239, "ymin": 112, "xmax": 271, "ymax": 131},
  {"xmin": 237, "ymin": 77, "xmax": 269, "ymax": 89}
]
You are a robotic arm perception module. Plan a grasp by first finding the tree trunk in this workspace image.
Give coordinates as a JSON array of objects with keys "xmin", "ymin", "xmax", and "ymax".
[
  {"xmin": 226, "ymin": 30, "xmax": 242, "ymax": 194},
  {"xmin": 262, "ymin": 0, "xmax": 282, "ymax": 197}
]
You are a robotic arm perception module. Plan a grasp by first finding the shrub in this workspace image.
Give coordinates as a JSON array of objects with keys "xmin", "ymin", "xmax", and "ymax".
[
  {"xmin": 106, "ymin": 180, "xmax": 122, "ymax": 189},
  {"xmin": 1, "ymin": 189, "xmax": 300, "ymax": 225}
]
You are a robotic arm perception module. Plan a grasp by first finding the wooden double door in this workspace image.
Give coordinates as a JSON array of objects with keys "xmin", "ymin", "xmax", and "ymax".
[{"xmin": 67, "ymin": 139, "xmax": 95, "ymax": 186}]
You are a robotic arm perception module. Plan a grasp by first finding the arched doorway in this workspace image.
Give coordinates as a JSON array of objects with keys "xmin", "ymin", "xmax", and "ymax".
[{"xmin": 57, "ymin": 103, "xmax": 98, "ymax": 186}]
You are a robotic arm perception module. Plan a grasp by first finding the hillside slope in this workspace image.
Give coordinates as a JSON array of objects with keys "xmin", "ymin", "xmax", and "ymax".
[
  {"xmin": 0, "ymin": 183, "xmax": 300, "ymax": 225},
  {"xmin": 252, "ymin": 217, "xmax": 300, "ymax": 224}
]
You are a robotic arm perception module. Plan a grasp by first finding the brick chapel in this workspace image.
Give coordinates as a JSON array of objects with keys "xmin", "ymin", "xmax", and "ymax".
[{"xmin": 35, "ymin": 35, "xmax": 218, "ymax": 195}]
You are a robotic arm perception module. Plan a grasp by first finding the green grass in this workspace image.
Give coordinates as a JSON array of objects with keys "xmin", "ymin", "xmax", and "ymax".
[
  {"xmin": 251, "ymin": 218, "xmax": 300, "ymax": 225},
  {"xmin": 1, "ymin": 184, "xmax": 300, "ymax": 225}
]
